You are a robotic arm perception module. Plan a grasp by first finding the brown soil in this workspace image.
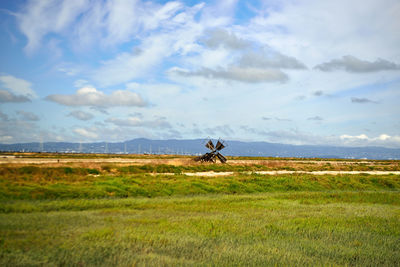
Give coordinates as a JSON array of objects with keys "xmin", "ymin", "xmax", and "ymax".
[{"xmin": 1, "ymin": 154, "xmax": 399, "ymax": 172}]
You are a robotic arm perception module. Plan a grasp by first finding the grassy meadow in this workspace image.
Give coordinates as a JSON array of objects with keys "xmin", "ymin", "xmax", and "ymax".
[{"xmin": 1, "ymin": 155, "xmax": 400, "ymax": 266}]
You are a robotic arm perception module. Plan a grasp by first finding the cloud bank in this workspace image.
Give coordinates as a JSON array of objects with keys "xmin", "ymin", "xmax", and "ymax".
[
  {"xmin": 0, "ymin": 90, "xmax": 31, "ymax": 103},
  {"xmin": 239, "ymin": 51, "xmax": 306, "ymax": 70},
  {"xmin": 46, "ymin": 87, "xmax": 147, "ymax": 108},
  {"xmin": 0, "ymin": 75, "xmax": 36, "ymax": 99},
  {"xmin": 315, "ymin": 56, "xmax": 400, "ymax": 72},
  {"xmin": 105, "ymin": 116, "xmax": 171, "ymax": 129},
  {"xmin": 171, "ymin": 66, "xmax": 288, "ymax": 83}
]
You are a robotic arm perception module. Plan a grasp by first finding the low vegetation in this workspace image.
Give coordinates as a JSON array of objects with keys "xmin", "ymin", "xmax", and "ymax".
[
  {"xmin": 0, "ymin": 157, "xmax": 399, "ymax": 266},
  {"xmin": 0, "ymin": 168, "xmax": 400, "ymax": 200}
]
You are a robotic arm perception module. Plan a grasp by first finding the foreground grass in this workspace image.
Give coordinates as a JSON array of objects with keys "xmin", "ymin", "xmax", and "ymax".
[
  {"xmin": 1, "ymin": 162, "xmax": 399, "ymax": 266},
  {"xmin": 1, "ymin": 192, "xmax": 399, "ymax": 266}
]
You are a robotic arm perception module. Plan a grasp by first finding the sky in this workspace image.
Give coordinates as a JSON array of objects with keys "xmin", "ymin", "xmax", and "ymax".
[{"xmin": 0, "ymin": 0, "xmax": 399, "ymax": 147}]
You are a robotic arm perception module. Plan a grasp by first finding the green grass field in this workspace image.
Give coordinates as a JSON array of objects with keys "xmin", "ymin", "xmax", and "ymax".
[{"xmin": 1, "ymin": 160, "xmax": 400, "ymax": 266}]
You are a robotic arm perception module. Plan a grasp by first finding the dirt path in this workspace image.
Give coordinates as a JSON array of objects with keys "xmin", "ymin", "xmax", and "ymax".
[
  {"xmin": 253, "ymin": 170, "xmax": 400, "ymax": 175},
  {"xmin": 1, "ymin": 157, "xmax": 398, "ymax": 175},
  {"xmin": 159, "ymin": 170, "xmax": 400, "ymax": 176}
]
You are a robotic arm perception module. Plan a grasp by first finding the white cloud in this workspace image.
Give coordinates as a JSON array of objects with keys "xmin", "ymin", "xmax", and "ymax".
[
  {"xmin": 315, "ymin": 56, "xmax": 400, "ymax": 72},
  {"xmin": 340, "ymin": 134, "xmax": 368, "ymax": 140},
  {"xmin": 68, "ymin": 110, "xmax": 94, "ymax": 121},
  {"xmin": 46, "ymin": 87, "xmax": 147, "ymax": 108},
  {"xmin": 239, "ymin": 127, "xmax": 400, "ymax": 148},
  {"xmin": 0, "ymin": 75, "xmax": 37, "ymax": 98},
  {"xmin": 378, "ymin": 134, "xmax": 391, "ymax": 141},
  {"xmin": 73, "ymin": 128, "xmax": 98, "ymax": 139},
  {"xmin": 340, "ymin": 133, "xmax": 400, "ymax": 147}
]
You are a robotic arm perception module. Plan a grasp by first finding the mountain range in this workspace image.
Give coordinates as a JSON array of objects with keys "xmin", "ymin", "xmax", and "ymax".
[{"xmin": 1, "ymin": 138, "xmax": 399, "ymax": 160}]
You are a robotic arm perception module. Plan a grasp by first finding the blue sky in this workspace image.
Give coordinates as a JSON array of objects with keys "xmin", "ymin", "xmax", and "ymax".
[{"xmin": 0, "ymin": 0, "xmax": 399, "ymax": 147}]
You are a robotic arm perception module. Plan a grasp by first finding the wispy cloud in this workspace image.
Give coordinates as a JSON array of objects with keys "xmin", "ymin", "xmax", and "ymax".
[
  {"xmin": 351, "ymin": 97, "xmax": 378, "ymax": 104},
  {"xmin": 91, "ymin": 3, "xmax": 205, "ymax": 86},
  {"xmin": 16, "ymin": 0, "xmax": 89, "ymax": 53},
  {"xmin": 307, "ymin": 116, "xmax": 323, "ymax": 121},
  {"xmin": 105, "ymin": 116, "xmax": 171, "ymax": 129},
  {"xmin": 15, "ymin": 0, "xmax": 186, "ymax": 53}
]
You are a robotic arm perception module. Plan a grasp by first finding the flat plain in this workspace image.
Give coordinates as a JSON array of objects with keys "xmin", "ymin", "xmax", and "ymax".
[{"xmin": 1, "ymin": 153, "xmax": 399, "ymax": 266}]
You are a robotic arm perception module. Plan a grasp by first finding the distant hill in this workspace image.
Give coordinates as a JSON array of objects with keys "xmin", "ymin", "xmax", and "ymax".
[{"xmin": 0, "ymin": 138, "xmax": 399, "ymax": 160}]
